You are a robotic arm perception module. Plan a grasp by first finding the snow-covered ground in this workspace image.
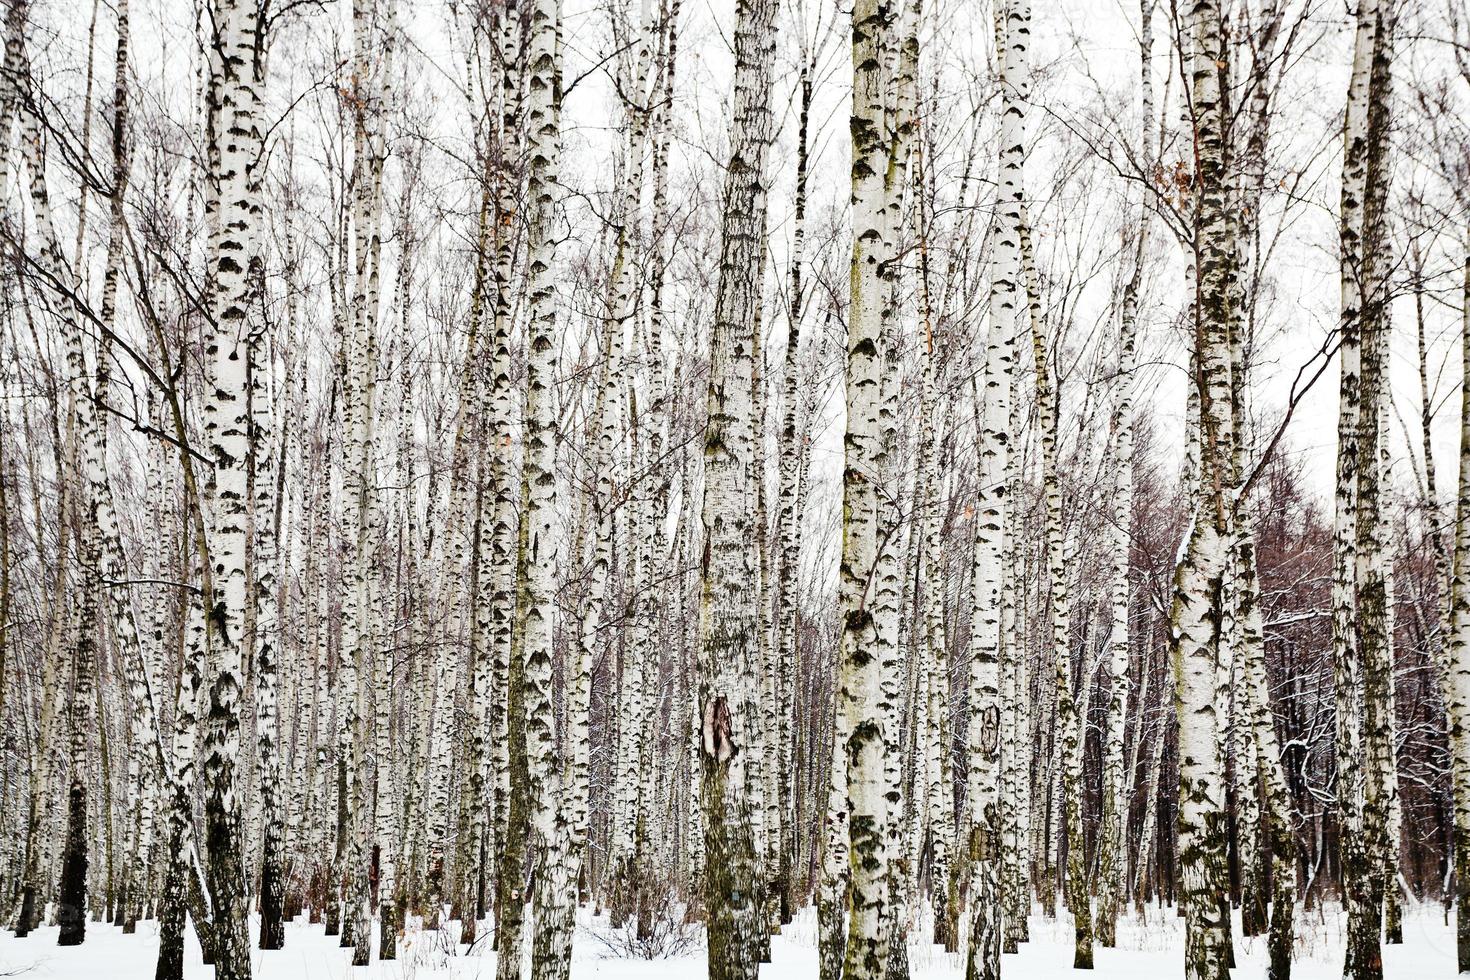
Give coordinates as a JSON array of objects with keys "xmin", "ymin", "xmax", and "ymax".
[{"xmin": 0, "ymin": 903, "xmax": 1455, "ymax": 978}]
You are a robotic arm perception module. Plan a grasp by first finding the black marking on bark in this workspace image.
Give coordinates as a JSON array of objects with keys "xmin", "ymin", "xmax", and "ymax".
[{"xmin": 702, "ymin": 695, "xmax": 735, "ymax": 762}]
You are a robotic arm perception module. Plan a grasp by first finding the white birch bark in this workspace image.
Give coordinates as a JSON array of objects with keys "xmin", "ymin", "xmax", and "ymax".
[
  {"xmin": 520, "ymin": 0, "xmax": 570, "ymax": 972},
  {"xmin": 1334, "ymin": 4, "xmax": 1393, "ymax": 976},
  {"xmin": 486, "ymin": 0, "xmax": 522, "ymax": 934},
  {"xmin": 696, "ymin": 0, "xmax": 777, "ymax": 972},
  {"xmin": 964, "ymin": 2, "xmax": 1023, "ymax": 974},
  {"xmin": 914, "ymin": 234, "xmax": 955, "ymax": 951},
  {"xmin": 1023, "ymin": 205, "xmax": 1094, "ymax": 966},
  {"xmin": 773, "ymin": 30, "xmax": 809, "ymax": 932},
  {"xmin": 1096, "ymin": 0, "xmax": 1149, "ymax": 947},
  {"xmin": 193, "ymin": 0, "xmax": 268, "ymax": 965},
  {"xmin": 1234, "ymin": 490, "xmax": 1295, "ymax": 979},
  {"xmin": 999, "ymin": 442, "xmax": 1028, "ymax": 951},
  {"xmin": 1172, "ymin": 3, "xmax": 1234, "ymax": 976},
  {"xmin": 1449, "ymin": 249, "xmax": 1470, "ymax": 974},
  {"xmin": 251, "ymin": 273, "xmax": 286, "ymax": 953},
  {"xmin": 839, "ymin": 0, "xmax": 904, "ymax": 970}
]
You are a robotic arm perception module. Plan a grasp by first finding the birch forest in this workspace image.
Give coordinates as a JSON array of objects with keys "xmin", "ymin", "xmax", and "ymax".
[{"xmin": 1, "ymin": 0, "xmax": 1470, "ymax": 977}]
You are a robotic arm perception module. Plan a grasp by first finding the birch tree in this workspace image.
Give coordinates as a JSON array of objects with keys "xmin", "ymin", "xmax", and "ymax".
[
  {"xmin": 1, "ymin": 0, "xmax": 1467, "ymax": 974},
  {"xmin": 964, "ymin": 1, "xmax": 1025, "ymax": 976},
  {"xmin": 1333, "ymin": 3, "xmax": 1394, "ymax": 977},
  {"xmin": 1096, "ymin": 0, "xmax": 1149, "ymax": 947},
  {"xmin": 696, "ymin": 0, "xmax": 778, "ymax": 973},
  {"xmin": 1450, "ymin": 251, "xmax": 1470, "ymax": 975},
  {"xmin": 1171, "ymin": 2, "xmax": 1235, "ymax": 977},
  {"xmin": 518, "ymin": 0, "xmax": 569, "ymax": 968}
]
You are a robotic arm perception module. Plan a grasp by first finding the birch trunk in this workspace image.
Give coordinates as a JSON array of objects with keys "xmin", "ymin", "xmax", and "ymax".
[
  {"xmin": 1234, "ymin": 495, "xmax": 1296, "ymax": 980},
  {"xmin": 486, "ymin": 0, "xmax": 522, "ymax": 943},
  {"xmin": 774, "ymin": 41, "xmax": 809, "ymax": 936},
  {"xmin": 1023, "ymin": 207, "xmax": 1092, "ymax": 967},
  {"xmin": 252, "ymin": 276, "xmax": 286, "ymax": 953},
  {"xmin": 1334, "ymin": 3, "xmax": 1392, "ymax": 976},
  {"xmin": 1096, "ymin": 0, "xmax": 1149, "ymax": 946},
  {"xmin": 59, "ymin": 493, "xmax": 99, "ymax": 949},
  {"xmin": 520, "ymin": 0, "xmax": 570, "ymax": 970},
  {"xmin": 1332, "ymin": 12, "xmax": 1375, "ymax": 969},
  {"xmin": 158, "ymin": 584, "xmax": 211, "ymax": 980},
  {"xmin": 1361, "ymin": 6, "xmax": 1399, "ymax": 962},
  {"xmin": 964, "ymin": 4, "xmax": 1024, "ymax": 976},
  {"xmin": 1170, "ymin": 4, "xmax": 1237, "ymax": 978},
  {"xmin": 1449, "ymin": 249, "xmax": 1470, "ymax": 975},
  {"xmin": 9, "ymin": 35, "xmax": 98, "ymax": 948},
  {"xmin": 195, "ymin": 0, "xmax": 269, "ymax": 966},
  {"xmin": 6, "ymin": 25, "xmax": 75, "ymax": 939},
  {"xmin": 914, "ymin": 214, "xmax": 955, "ymax": 951},
  {"xmin": 840, "ymin": 0, "xmax": 903, "ymax": 971},
  {"xmin": 1000, "ymin": 421, "xmax": 1027, "ymax": 952},
  {"xmin": 697, "ymin": 0, "xmax": 777, "ymax": 972},
  {"xmin": 875, "ymin": 2, "xmax": 920, "ymax": 971},
  {"xmin": 818, "ymin": 674, "xmax": 851, "ymax": 980}
]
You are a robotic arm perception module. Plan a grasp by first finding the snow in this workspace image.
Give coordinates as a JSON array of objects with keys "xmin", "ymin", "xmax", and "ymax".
[{"xmin": 0, "ymin": 903, "xmax": 1455, "ymax": 978}]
